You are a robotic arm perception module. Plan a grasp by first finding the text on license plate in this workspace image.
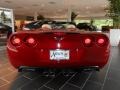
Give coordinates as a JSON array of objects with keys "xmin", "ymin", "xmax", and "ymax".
[{"xmin": 50, "ymin": 50, "xmax": 69, "ymax": 60}]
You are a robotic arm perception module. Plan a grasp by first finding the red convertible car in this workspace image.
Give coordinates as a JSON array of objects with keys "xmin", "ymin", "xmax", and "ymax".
[{"xmin": 7, "ymin": 21, "xmax": 110, "ymax": 72}]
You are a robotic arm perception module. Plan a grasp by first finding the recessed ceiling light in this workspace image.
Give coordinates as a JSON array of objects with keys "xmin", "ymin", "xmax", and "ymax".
[
  {"xmin": 32, "ymin": 4, "xmax": 39, "ymax": 6},
  {"xmin": 85, "ymin": 6, "xmax": 91, "ymax": 9},
  {"xmin": 48, "ymin": 1, "xmax": 56, "ymax": 4},
  {"xmin": 40, "ymin": 8, "xmax": 44, "ymax": 11},
  {"xmin": 5, "ymin": 0, "xmax": 12, "ymax": 3}
]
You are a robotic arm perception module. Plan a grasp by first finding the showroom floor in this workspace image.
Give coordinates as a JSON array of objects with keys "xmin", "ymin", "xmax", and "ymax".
[{"xmin": 0, "ymin": 46, "xmax": 120, "ymax": 90}]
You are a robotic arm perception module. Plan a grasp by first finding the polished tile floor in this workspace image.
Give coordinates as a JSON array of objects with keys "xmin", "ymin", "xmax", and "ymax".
[{"xmin": 0, "ymin": 46, "xmax": 120, "ymax": 90}]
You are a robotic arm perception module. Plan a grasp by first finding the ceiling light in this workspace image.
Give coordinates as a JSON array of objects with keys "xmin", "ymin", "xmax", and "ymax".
[
  {"xmin": 32, "ymin": 4, "xmax": 39, "ymax": 7},
  {"xmin": 40, "ymin": 8, "xmax": 44, "ymax": 11},
  {"xmin": 48, "ymin": 1, "xmax": 56, "ymax": 4},
  {"xmin": 85, "ymin": 6, "xmax": 91, "ymax": 10},
  {"xmin": 5, "ymin": 0, "xmax": 12, "ymax": 3}
]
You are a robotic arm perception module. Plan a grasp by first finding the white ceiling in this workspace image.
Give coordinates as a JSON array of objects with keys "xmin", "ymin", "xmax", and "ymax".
[{"xmin": 0, "ymin": 0, "xmax": 109, "ymax": 19}]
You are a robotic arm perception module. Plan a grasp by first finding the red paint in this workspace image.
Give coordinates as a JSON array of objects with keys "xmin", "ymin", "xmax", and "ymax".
[{"xmin": 7, "ymin": 29, "xmax": 110, "ymax": 69}]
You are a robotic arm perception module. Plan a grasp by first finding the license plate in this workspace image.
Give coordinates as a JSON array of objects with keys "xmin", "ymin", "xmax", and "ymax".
[{"xmin": 50, "ymin": 49, "xmax": 69, "ymax": 60}]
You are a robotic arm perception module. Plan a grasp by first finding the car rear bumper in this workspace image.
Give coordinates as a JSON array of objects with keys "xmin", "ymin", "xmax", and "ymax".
[{"xmin": 7, "ymin": 46, "xmax": 110, "ymax": 69}]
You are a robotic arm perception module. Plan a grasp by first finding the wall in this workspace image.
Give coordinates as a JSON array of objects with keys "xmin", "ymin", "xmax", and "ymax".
[{"xmin": 110, "ymin": 29, "xmax": 120, "ymax": 46}]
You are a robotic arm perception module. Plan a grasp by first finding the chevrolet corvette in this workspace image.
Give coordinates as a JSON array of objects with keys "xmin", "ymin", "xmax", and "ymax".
[{"xmin": 7, "ymin": 21, "xmax": 110, "ymax": 72}]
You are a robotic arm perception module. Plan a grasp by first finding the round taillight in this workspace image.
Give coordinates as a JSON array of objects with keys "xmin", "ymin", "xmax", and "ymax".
[
  {"xmin": 84, "ymin": 38, "xmax": 92, "ymax": 44},
  {"xmin": 97, "ymin": 38, "xmax": 106, "ymax": 46},
  {"xmin": 26, "ymin": 37, "xmax": 36, "ymax": 46},
  {"xmin": 98, "ymin": 38, "xmax": 105, "ymax": 44},
  {"xmin": 11, "ymin": 37, "xmax": 21, "ymax": 46},
  {"xmin": 83, "ymin": 38, "xmax": 93, "ymax": 47},
  {"xmin": 83, "ymin": 37, "xmax": 93, "ymax": 47}
]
